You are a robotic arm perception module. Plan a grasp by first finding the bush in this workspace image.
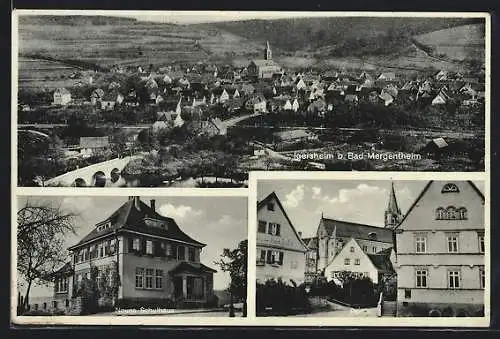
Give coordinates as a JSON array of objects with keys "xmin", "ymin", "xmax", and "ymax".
[{"xmin": 256, "ymin": 279, "xmax": 311, "ymax": 316}]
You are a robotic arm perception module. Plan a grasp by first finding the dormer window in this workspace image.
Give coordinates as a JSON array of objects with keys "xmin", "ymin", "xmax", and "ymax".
[
  {"xmin": 368, "ymin": 232, "xmax": 377, "ymax": 240},
  {"xmin": 442, "ymin": 183, "xmax": 459, "ymax": 193},
  {"xmin": 144, "ymin": 218, "xmax": 167, "ymax": 230},
  {"xmin": 96, "ymin": 222, "xmax": 111, "ymax": 232}
]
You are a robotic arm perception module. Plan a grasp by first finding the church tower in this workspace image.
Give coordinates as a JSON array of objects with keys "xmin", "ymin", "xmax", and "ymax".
[
  {"xmin": 384, "ymin": 182, "xmax": 402, "ymax": 229},
  {"xmin": 265, "ymin": 40, "xmax": 272, "ymax": 60}
]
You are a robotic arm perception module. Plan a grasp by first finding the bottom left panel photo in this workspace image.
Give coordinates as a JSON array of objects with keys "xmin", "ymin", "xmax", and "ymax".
[{"xmin": 14, "ymin": 195, "xmax": 248, "ymax": 319}]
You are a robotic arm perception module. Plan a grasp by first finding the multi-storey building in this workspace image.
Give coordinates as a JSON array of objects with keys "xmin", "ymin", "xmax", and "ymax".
[
  {"xmin": 394, "ymin": 181, "xmax": 485, "ymax": 317},
  {"xmin": 58, "ymin": 196, "xmax": 216, "ymax": 309},
  {"xmin": 256, "ymin": 192, "xmax": 308, "ymax": 285}
]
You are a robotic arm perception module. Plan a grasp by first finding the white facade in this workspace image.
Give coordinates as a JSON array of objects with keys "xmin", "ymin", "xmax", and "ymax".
[
  {"xmin": 256, "ymin": 193, "xmax": 308, "ymax": 285},
  {"xmin": 324, "ymin": 238, "xmax": 381, "ymax": 284},
  {"xmin": 394, "ymin": 181, "xmax": 485, "ymax": 316}
]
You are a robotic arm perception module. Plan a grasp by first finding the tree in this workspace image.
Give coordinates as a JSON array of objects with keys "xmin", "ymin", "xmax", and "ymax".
[
  {"xmin": 214, "ymin": 239, "xmax": 247, "ymax": 317},
  {"xmin": 17, "ymin": 199, "xmax": 78, "ymax": 311}
]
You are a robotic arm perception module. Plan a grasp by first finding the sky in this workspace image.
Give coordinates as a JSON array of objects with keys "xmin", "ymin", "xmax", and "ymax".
[
  {"xmin": 122, "ymin": 12, "xmax": 360, "ymax": 24},
  {"xmin": 257, "ymin": 180, "xmax": 485, "ymax": 239},
  {"xmin": 17, "ymin": 195, "xmax": 247, "ymax": 298}
]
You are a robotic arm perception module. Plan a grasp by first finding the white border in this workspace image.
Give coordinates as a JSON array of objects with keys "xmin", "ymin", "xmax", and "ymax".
[{"xmin": 11, "ymin": 10, "xmax": 491, "ymax": 327}]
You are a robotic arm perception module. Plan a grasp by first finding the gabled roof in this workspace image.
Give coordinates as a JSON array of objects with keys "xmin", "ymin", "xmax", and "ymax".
[
  {"xmin": 69, "ymin": 197, "xmax": 206, "ymax": 250},
  {"xmin": 320, "ymin": 217, "xmax": 393, "ymax": 244},
  {"xmin": 169, "ymin": 262, "xmax": 217, "ymax": 275},
  {"xmin": 257, "ymin": 192, "xmax": 308, "ymax": 251},
  {"xmin": 395, "ymin": 181, "xmax": 484, "ymax": 229},
  {"xmin": 367, "ymin": 253, "xmax": 394, "ymax": 273}
]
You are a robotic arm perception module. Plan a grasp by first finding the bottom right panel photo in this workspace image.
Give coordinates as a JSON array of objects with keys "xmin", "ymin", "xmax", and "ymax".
[{"xmin": 254, "ymin": 178, "xmax": 486, "ymax": 319}]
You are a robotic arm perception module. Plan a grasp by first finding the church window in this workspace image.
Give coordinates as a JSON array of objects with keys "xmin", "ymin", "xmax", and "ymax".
[{"xmin": 442, "ymin": 183, "xmax": 459, "ymax": 193}]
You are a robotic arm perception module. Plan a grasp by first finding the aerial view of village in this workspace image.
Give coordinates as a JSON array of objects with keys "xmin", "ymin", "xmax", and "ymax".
[{"xmin": 16, "ymin": 13, "xmax": 486, "ymax": 187}]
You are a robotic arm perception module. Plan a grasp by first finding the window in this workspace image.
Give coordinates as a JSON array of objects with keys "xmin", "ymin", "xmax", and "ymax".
[
  {"xmin": 135, "ymin": 268, "xmax": 144, "ymax": 288},
  {"xmin": 188, "ymin": 248, "xmax": 196, "ymax": 262},
  {"xmin": 258, "ymin": 221, "xmax": 267, "ymax": 233},
  {"xmin": 436, "ymin": 207, "xmax": 446, "ymax": 220},
  {"xmin": 83, "ymin": 248, "xmax": 89, "ymax": 261},
  {"xmin": 99, "ymin": 243, "xmax": 104, "ymax": 257},
  {"xmin": 458, "ymin": 207, "xmax": 468, "ymax": 220},
  {"xmin": 267, "ymin": 202, "xmax": 275, "ymax": 211},
  {"xmin": 65, "ymin": 299, "xmax": 69, "ymax": 307},
  {"xmin": 446, "ymin": 206, "xmax": 457, "ymax": 220},
  {"xmin": 146, "ymin": 240, "xmax": 153, "ymax": 255},
  {"xmin": 350, "ymin": 246, "xmax": 355, "ymax": 253},
  {"xmin": 416, "ymin": 269, "xmax": 428, "ymax": 288},
  {"xmin": 268, "ymin": 223, "xmax": 281, "ymax": 236},
  {"xmin": 354, "ymin": 259, "xmax": 360, "ymax": 265},
  {"xmin": 442, "ymin": 183, "xmax": 459, "ymax": 193},
  {"xmin": 166, "ymin": 243, "xmax": 173, "ymax": 256},
  {"xmin": 133, "ymin": 238, "xmax": 140, "ymax": 251},
  {"xmin": 372, "ymin": 246, "xmax": 377, "ymax": 253},
  {"xmin": 267, "ymin": 250, "xmax": 283, "ymax": 265},
  {"xmin": 344, "ymin": 258, "xmax": 350, "ymax": 265},
  {"xmin": 447, "ymin": 233, "xmax": 459, "ymax": 253},
  {"xmin": 362, "ymin": 245, "xmax": 368, "ymax": 252},
  {"xmin": 177, "ymin": 246, "xmax": 185, "ymax": 260},
  {"xmin": 110, "ymin": 239, "xmax": 116, "ymax": 254},
  {"xmin": 478, "ymin": 233, "xmax": 485, "ymax": 253},
  {"xmin": 415, "ymin": 234, "xmax": 427, "ymax": 253},
  {"xmin": 145, "ymin": 268, "xmax": 154, "ymax": 289},
  {"xmin": 155, "ymin": 269, "xmax": 163, "ymax": 289},
  {"xmin": 258, "ymin": 249, "xmax": 266, "ymax": 264},
  {"xmin": 480, "ymin": 268, "xmax": 485, "ymax": 289},
  {"xmin": 405, "ymin": 289, "xmax": 412, "ymax": 299},
  {"xmin": 448, "ymin": 270, "xmax": 461, "ymax": 289}
]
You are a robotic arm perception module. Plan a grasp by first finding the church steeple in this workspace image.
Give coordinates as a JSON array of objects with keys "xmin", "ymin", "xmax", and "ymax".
[
  {"xmin": 385, "ymin": 182, "xmax": 402, "ymax": 229},
  {"xmin": 265, "ymin": 40, "xmax": 272, "ymax": 60}
]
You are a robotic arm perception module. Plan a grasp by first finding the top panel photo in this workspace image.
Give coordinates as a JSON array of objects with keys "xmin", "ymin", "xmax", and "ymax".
[{"xmin": 14, "ymin": 11, "xmax": 488, "ymax": 188}]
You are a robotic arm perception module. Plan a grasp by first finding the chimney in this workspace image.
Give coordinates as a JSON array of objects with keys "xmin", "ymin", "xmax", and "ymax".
[{"xmin": 150, "ymin": 199, "xmax": 156, "ymax": 212}]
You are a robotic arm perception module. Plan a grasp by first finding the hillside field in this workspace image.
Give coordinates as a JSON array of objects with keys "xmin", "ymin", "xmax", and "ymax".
[
  {"xmin": 17, "ymin": 15, "xmax": 486, "ymax": 77},
  {"xmin": 414, "ymin": 24, "xmax": 485, "ymax": 62}
]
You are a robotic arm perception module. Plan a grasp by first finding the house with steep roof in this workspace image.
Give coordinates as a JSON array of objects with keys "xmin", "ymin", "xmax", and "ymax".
[
  {"xmin": 257, "ymin": 192, "xmax": 308, "ymax": 285},
  {"xmin": 67, "ymin": 196, "xmax": 216, "ymax": 308},
  {"xmin": 324, "ymin": 238, "xmax": 395, "ymax": 284},
  {"xmin": 394, "ymin": 181, "xmax": 485, "ymax": 317}
]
